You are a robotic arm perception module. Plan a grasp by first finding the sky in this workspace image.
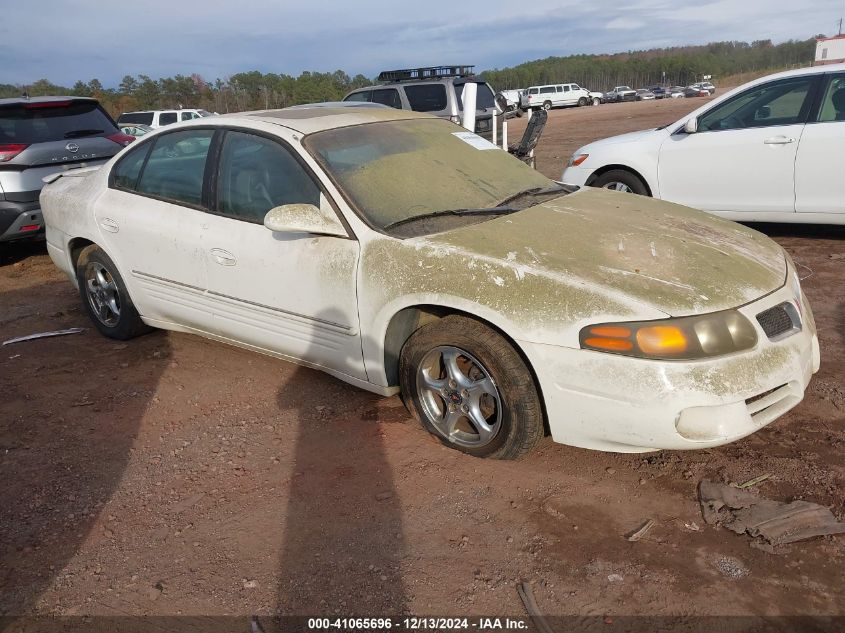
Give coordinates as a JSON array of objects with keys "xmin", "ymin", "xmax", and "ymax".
[{"xmin": 2, "ymin": 0, "xmax": 842, "ymax": 87}]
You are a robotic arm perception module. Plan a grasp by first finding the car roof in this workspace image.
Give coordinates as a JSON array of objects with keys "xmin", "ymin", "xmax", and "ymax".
[
  {"xmin": 0, "ymin": 95, "xmax": 98, "ymax": 107},
  {"xmin": 216, "ymin": 105, "xmax": 435, "ymax": 134}
]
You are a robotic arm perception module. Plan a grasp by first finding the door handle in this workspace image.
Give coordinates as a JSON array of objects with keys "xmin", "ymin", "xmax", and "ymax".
[
  {"xmin": 763, "ymin": 136, "xmax": 795, "ymax": 145},
  {"xmin": 99, "ymin": 218, "xmax": 119, "ymax": 233},
  {"xmin": 210, "ymin": 248, "xmax": 236, "ymax": 266}
]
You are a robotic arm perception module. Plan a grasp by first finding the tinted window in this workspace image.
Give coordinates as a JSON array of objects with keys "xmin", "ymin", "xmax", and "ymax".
[
  {"xmin": 817, "ymin": 74, "xmax": 845, "ymax": 122},
  {"xmin": 563, "ymin": 85, "xmax": 570, "ymax": 92},
  {"xmin": 344, "ymin": 90, "xmax": 370, "ymax": 103},
  {"xmin": 117, "ymin": 112, "xmax": 154, "ymax": 125},
  {"xmin": 572, "ymin": 84, "xmax": 580, "ymax": 91},
  {"xmin": 540, "ymin": 87, "xmax": 555, "ymax": 94},
  {"xmin": 217, "ymin": 131, "xmax": 320, "ymax": 222},
  {"xmin": 0, "ymin": 101, "xmax": 118, "ymax": 144},
  {"xmin": 112, "ymin": 142, "xmax": 152, "ymax": 191},
  {"xmin": 158, "ymin": 112, "xmax": 178, "ymax": 126},
  {"xmin": 529, "ymin": 88, "xmax": 538, "ymax": 95},
  {"xmin": 403, "ymin": 84, "xmax": 447, "ymax": 112},
  {"xmin": 698, "ymin": 77, "xmax": 813, "ymax": 132},
  {"xmin": 181, "ymin": 112, "xmax": 194, "ymax": 121},
  {"xmin": 453, "ymin": 83, "xmax": 495, "ymax": 110},
  {"xmin": 136, "ymin": 130, "xmax": 214, "ymax": 205},
  {"xmin": 371, "ymin": 88, "xmax": 402, "ymax": 109}
]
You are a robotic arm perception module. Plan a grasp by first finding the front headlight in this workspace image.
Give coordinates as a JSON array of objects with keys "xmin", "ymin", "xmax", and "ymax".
[{"xmin": 580, "ymin": 309, "xmax": 758, "ymax": 360}]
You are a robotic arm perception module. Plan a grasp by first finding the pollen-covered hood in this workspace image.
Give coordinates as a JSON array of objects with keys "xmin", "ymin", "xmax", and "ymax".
[{"xmin": 424, "ymin": 187, "xmax": 786, "ymax": 318}]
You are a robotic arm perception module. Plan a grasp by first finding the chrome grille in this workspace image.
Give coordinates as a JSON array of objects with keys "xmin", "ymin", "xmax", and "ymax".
[{"xmin": 756, "ymin": 303, "xmax": 799, "ymax": 340}]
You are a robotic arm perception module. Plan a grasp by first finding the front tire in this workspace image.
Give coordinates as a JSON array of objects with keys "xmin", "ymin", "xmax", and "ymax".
[
  {"xmin": 399, "ymin": 315, "xmax": 544, "ymax": 459},
  {"xmin": 591, "ymin": 169, "xmax": 649, "ymax": 196},
  {"xmin": 577, "ymin": 97, "xmax": 588, "ymax": 107},
  {"xmin": 542, "ymin": 101, "xmax": 552, "ymax": 111},
  {"xmin": 75, "ymin": 245, "xmax": 151, "ymax": 340},
  {"xmin": 592, "ymin": 97, "xmax": 601, "ymax": 106}
]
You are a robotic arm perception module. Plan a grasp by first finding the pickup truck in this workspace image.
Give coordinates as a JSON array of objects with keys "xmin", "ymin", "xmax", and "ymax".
[{"xmin": 603, "ymin": 86, "xmax": 637, "ymax": 103}]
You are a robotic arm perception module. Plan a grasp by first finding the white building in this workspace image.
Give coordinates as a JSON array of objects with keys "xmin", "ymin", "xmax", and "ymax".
[{"xmin": 815, "ymin": 34, "xmax": 845, "ymax": 65}]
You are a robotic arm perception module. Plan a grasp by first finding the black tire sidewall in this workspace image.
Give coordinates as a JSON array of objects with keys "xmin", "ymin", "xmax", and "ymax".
[
  {"xmin": 399, "ymin": 316, "xmax": 543, "ymax": 459},
  {"xmin": 542, "ymin": 101, "xmax": 551, "ymax": 111},
  {"xmin": 76, "ymin": 246, "xmax": 147, "ymax": 340}
]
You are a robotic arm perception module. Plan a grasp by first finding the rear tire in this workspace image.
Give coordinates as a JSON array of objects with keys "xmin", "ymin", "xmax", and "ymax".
[
  {"xmin": 75, "ymin": 245, "xmax": 151, "ymax": 340},
  {"xmin": 399, "ymin": 315, "xmax": 544, "ymax": 460},
  {"xmin": 591, "ymin": 169, "xmax": 649, "ymax": 196}
]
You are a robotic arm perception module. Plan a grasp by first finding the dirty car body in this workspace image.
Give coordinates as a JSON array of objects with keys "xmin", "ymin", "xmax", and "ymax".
[{"xmin": 40, "ymin": 107, "xmax": 820, "ymax": 457}]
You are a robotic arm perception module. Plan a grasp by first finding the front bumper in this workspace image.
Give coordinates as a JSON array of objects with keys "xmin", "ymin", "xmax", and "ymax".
[
  {"xmin": 520, "ymin": 280, "xmax": 819, "ymax": 452},
  {"xmin": 561, "ymin": 164, "xmax": 592, "ymax": 187}
]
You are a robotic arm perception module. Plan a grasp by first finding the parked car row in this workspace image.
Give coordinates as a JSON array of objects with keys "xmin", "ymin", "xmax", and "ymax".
[{"xmin": 602, "ymin": 81, "xmax": 716, "ymax": 103}]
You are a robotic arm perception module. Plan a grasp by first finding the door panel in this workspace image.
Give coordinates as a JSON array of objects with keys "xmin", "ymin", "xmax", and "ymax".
[
  {"xmin": 96, "ymin": 129, "xmax": 216, "ymax": 329},
  {"xmin": 658, "ymin": 75, "xmax": 815, "ymax": 214},
  {"xmin": 658, "ymin": 124, "xmax": 804, "ymax": 213},
  {"xmin": 795, "ymin": 73, "xmax": 845, "ymax": 215},
  {"xmin": 202, "ymin": 129, "xmax": 366, "ymax": 380}
]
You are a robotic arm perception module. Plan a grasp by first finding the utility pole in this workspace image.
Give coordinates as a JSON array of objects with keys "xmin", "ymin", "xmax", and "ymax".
[{"xmin": 839, "ymin": 17, "xmax": 843, "ymax": 35}]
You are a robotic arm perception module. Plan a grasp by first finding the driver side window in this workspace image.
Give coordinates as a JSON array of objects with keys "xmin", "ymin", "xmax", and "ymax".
[
  {"xmin": 216, "ymin": 131, "xmax": 320, "ymax": 223},
  {"xmin": 698, "ymin": 77, "xmax": 814, "ymax": 132}
]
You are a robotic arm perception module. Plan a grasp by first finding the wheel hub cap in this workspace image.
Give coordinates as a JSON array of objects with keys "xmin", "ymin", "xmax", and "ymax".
[{"xmin": 416, "ymin": 345, "xmax": 502, "ymax": 449}]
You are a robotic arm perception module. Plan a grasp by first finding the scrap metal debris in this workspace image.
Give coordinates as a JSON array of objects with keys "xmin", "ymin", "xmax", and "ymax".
[
  {"xmin": 517, "ymin": 582, "xmax": 555, "ymax": 633},
  {"xmin": 736, "ymin": 473, "xmax": 771, "ymax": 489},
  {"xmin": 626, "ymin": 518, "xmax": 656, "ymax": 542},
  {"xmin": 2, "ymin": 327, "xmax": 85, "ymax": 346},
  {"xmin": 698, "ymin": 480, "xmax": 845, "ymax": 545}
]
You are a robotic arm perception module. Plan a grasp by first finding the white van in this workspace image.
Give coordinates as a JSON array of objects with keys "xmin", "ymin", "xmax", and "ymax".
[
  {"xmin": 520, "ymin": 84, "xmax": 594, "ymax": 110},
  {"xmin": 117, "ymin": 109, "xmax": 213, "ymax": 129}
]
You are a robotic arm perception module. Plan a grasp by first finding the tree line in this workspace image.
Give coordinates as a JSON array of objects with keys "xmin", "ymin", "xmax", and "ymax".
[
  {"xmin": 480, "ymin": 38, "xmax": 819, "ymax": 91},
  {"xmin": 0, "ymin": 37, "xmax": 820, "ymax": 118}
]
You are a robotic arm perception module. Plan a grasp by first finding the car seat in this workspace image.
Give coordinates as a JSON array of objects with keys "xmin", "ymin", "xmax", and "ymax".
[{"xmin": 831, "ymin": 88, "xmax": 845, "ymax": 121}]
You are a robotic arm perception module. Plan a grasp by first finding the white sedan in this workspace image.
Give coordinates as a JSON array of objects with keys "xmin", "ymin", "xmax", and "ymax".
[
  {"xmin": 562, "ymin": 63, "xmax": 845, "ymax": 224},
  {"xmin": 41, "ymin": 107, "xmax": 819, "ymax": 458}
]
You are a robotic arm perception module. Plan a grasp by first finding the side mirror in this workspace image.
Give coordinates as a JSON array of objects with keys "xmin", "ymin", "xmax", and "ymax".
[
  {"xmin": 264, "ymin": 203, "xmax": 347, "ymax": 238},
  {"xmin": 684, "ymin": 118, "xmax": 698, "ymax": 134}
]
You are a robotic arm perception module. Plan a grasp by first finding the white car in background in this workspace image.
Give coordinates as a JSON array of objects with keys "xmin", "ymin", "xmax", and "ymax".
[
  {"xmin": 40, "ymin": 107, "xmax": 819, "ymax": 459},
  {"xmin": 520, "ymin": 83, "xmax": 596, "ymax": 110},
  {"xmin": 562, "ymin": 64, "xmax": 845, "ymax": 224}
]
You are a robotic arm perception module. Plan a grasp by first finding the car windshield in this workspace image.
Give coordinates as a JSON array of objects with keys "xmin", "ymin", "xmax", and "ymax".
[{"xmin": 305, "ymin": 118, "xmax": 553, "ymax": 234}]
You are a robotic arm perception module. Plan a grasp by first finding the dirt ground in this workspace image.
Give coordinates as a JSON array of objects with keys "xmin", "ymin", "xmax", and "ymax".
[{"xmin": 1, "ymin": 97, "xmax": 844, "ymax": 625}]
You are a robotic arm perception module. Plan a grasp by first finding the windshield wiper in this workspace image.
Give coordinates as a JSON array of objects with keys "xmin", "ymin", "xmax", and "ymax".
[
  {"xmin": 383, "ymin": 206, "xmax": 517, "ymax": 231},
  {"xmin": 495, "ymin": 183, "xmax": 572, "ymax": 207},
  {"xmin": 64, "ymin": 129, "xmax": 104, "ymax": 139}
]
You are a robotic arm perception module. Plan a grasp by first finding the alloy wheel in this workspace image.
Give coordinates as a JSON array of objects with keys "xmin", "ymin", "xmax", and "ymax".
[{"xmin": 416, "ymin": 346, "xmax": 502, "ymax": 448}]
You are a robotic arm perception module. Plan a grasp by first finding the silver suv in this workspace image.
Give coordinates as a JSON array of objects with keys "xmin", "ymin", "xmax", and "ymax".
[
  {"xmin": 342, "ymin": 65, "xmax": 501, "ymax": 140},
  {"xmin": 0, "ymin": 96, "xmax": 132, "ymax": 244}
]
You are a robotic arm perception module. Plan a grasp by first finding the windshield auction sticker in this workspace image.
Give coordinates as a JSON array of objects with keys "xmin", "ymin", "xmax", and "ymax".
[{"xmin": 452, "ymin": 131, "xmax": 498, "ymax": 150}]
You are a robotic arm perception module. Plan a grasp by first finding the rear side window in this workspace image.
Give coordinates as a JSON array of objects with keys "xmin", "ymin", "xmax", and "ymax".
[
  {"xmin": 216, "ymin": 131, "xmax": 320, "ymax": 222},
  {"xmin": 136, "ymin": 129, "xmax": 214, "ymax": 206},
  {"xmin": 540, "ymin": 87, "xmax": 555, "ymax": 94},
  {"xmin": 371, "ymin": 88, "xmax": 402, "ymax": 109},
  {"xmin": 118, "ymin": 112, "xmax": 154, "ymax": 125},
  {"xmin": 403, "ymin": 84, "xmax": 447, "ymax": 112},
  {"xmin": 0, "ymin": 101, "xmax": 118, "ymax": 144},
  {"xmin": 453, "ymin": 83, "xmax": 495, "ymax": 110},
  {"xmin": 112, "ymin": 142, "xmax": 152, "ymax": 191},
  {"xmin": 158, "ymin": 112, "xmax": 178, "ymax": 126},
  {"xmin": 817, "ymin": 74, "xmax": 845, "ymax": 122},
  {"xmin": 344, "ymin": 90, "xmax": 371, "ymax": 102}
]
